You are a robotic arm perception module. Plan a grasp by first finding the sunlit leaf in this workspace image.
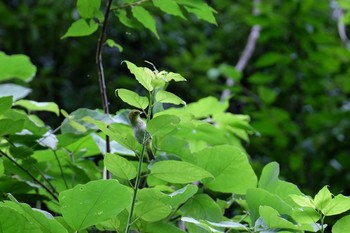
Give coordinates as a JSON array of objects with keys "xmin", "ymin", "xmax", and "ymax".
[
  {"xmin": 0, "ymin": 52, "xmax": 37, "ymax": 82},
  {"xmin": 132, "ymin": 6, "xmax": 159, "ymax": 39},
  {"xmin": 61, "ymin": 19, "xmax": 98, "ymax": 39},
  {"xmin": 116, "ymin": 88, "xmax": 149, "ymax": 110}
]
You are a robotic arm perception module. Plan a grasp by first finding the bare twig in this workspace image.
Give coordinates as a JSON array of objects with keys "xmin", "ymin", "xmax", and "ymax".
[
  {"xmin": 0, "ymin": 150, "xmax": 59, "ymax": 201},
  {"xmin": 220, "ymin": 0, "xmax": 261, "ymax": 101},
  {"xmin": 96, "ymin": 0, "xmax": 114, "ymax": 179}
]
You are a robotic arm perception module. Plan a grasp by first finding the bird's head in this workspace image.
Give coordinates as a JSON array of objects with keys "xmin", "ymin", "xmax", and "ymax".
[{"xmin": 128, "ymin": 109, "xmax": 142, "ymax": 125}]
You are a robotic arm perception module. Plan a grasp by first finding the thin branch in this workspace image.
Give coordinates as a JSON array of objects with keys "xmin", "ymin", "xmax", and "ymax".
[
  {"xmin": 53, "ymin": 150, "xmax": 69, "ymax": 189},
  {"xmin": 96, "ymin": 0, "xmax": 114, "ymax": 179},
  {"xmin": 0, "ymin": 150, "xmax": 59, "ymax": 201},
  {"xmin": 220, "ymin": 0, "xmax": 261, "ymax": 101}
]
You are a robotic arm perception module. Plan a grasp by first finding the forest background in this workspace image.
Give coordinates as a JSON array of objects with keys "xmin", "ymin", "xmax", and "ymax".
[{"xmin": 1, "ymin": 0, "xmax": 350, "ymax": 232}]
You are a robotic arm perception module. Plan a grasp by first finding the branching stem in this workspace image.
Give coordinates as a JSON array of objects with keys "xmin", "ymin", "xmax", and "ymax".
[
  {"xmin": 0, "ymin": 150, "xmax": 59, "ymax": 201},
  {"xmin": 96, "ymin": 0, "xmax": 113, "ymax": 179}
]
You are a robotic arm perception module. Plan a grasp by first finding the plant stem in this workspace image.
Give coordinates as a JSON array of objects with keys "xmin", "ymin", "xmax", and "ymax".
[
  {"xmin": 0, "ymin": 150, "xmax": 59, "ymax": 201},
  {"xmin": 96, "ymin": 0, "xmax": 113, "ymax": 179},
  {"xmin": 125, "ymin": 92, "xmax": 154, "ymax": 233},
  {"xmin": 53, "ymin": 150, "xmax": 69, "ymax": 189}
]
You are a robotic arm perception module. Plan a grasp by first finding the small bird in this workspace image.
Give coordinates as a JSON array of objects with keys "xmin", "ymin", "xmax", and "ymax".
[{"xmin": 128, "ymin": 110, "xmax": 155, "ymax": 160}]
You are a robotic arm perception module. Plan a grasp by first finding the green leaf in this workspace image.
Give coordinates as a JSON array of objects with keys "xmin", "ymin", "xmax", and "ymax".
[
  {"xmin": 115, "ymin": 9, "xmax": 141, "ymax": 28},
  {"xmin": 196, "ymin": 145, "xmax": 257, "ymax": 194},
  {"xmin": 322, "ymin": 194, "xmax": 350, "ymax": 216},
  {"xmin": 59, "ymin": 179, "xmax": 131, "ymax": 231},
  {"xmin": 151, "ymin": 160, "xmax": 213, "ymax": 184},
  {"xmin": 156, "ymin": 90, "xmax": 186, "ymax": 105},
  {"xmin": 135, "ymin": 200, "xmax": 172, "ymax": 222},
  {"xmin": 116, "ymin": 88, "xmax": 149, "ymax": 110},
  {"xmin": 104, "ymin": 153, "xmax": 136, "ymax": 180},
  {"xmin": 186, "ymin": 96, "xmax": 228, "ymax": 118},
  {"xmin": 0, "ymin": 52, "xmax": 37, "ymax": 82},
  {"xmin": 77, "ymin": 0, "xmax": 101, "ymax": 19},
  {"xmin": 176, "ymin": 0, "xmax": 217, "ymax": 25},
  {"xmin": 246, "ymin": 188, "xmax": 293, "ymax": 224},
  {"xmin": 181, "ymin": 194, "xmax": 222, "ymax": 222},
  {"xmin": 292, "ymin": 207, "xmax": 321, "ymax": 224},
  {"xmin": 131, "ymin": 6, "xmax": 159, "ymax": 39},
  {"xmin": 258, "ymin": 86, "xmax": 277, "ymax": 105},
  {"xmin": 0, "ymin": 119, "xmax": 25, "ymax": 137},
  {"xmin": 259, "ymin": 162, "xmax": 302, "ymax": 205},
  {"xmin": 147, "ymin": 114, "xmax": 180, "ymax": 137},
  {"xmin": 314, "ymin": 185, "xmax": 332, "ymax": 212},
  {"xmin": 0, "ymin": 206, "xmax": 41, "ymax": 233},
  {"xmin": 145, "ymin": 222, "xmax": 186, "ymax": 233},
  {"xmin": 123, "ymin": 61, "xmax": 154, "ymax": 91},
  {"xmin": 83, "ymin": 116, "xmax": 137, "ymax": 151},
  {"xmin": 15, "ymin": 100, "xmax": 59, "ymax": 115},
  {"xmin": 61, "ymin": 19, "xmax": 98, "ymax": 39},
  {"xmin": 168, "ymin": 184, "xmax": 198, "ymax": 207},
  {"xmin": 152, "ymin": 0, "xmax": 185, "ymax": 19},
  {"xmin": 164, "ymin": 72, "xmax": 187, "ymax": 82},
  {"xmin": 5, "ymin": 195, "xmax": 68, "ymax": 233},
  {"xmin": 259, "ymin": 206, "xmax": 299, "ymax": 230},
  {"xmin": 0, "ymin": 84, "xmax": 31, "ymax": 101},
  {"xmin": 0, "ymin": 96, "xmax": 13, "ymax": 115},
  {"xmin": 289, "ymin": 194, "xmax": 315, "ymax": 209},
  {"xmin": 332, "ymin": 215, "xmax": 350, "ymax": 233},
  {"xmin": 106, "ymin": 39, "xmax": 123, "ymax": 52}
]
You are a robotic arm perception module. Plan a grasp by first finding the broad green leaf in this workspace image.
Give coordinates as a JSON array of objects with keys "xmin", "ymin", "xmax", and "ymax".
[
  {"xmin": 83, "ymin": 116, "xmax": 137, "ymax": 151},
  {"xmin": 5, "ymin": 196, "xmax": 68, "ymax": 233},
  {"xmin": 147, "ymin": 114, "xmax": 180, "ymax": 137},
  {"xmin": 168, "ymin": 184, "xmax": 198, "ymax": 207},
  {"xmin": 0, "ymin": 52, "xmax": 37, "ymax": 82},
  {"xmin": 156, "ymin": 90, "xmax": 186, "ymax": 105},
  {"xmin": 145, "ymin": 222, "xmax": 186, "ymax": 233},
  {"xmin": 246, "ymin": 188, "xmax": 293, "ymax": 224},
  {"xmin": 37, "ymin": 131, "xmax": 58, "ymax": 150},
  {"xmin": 135, "ymin": 200, "xmax": 172, "ymax": 222},
  {"xmin": 0, "ymin": 119, "xmax": 25, "ymax": 136},
  {"xmin": 91, "ymin": 133, "xmax": 134, "ymax": 156},
  {"xmin": 259, "ymin": 206, "xmax": 299, "ymax": 230},
  {"xmin": 59, "ymin": 179, "xmax": 131, "ymax": 231},
  {"xmin": 123, "ymin": 61, "xmax": 154, "ymax": 91},
  {"xmin": 259, "ymin": 162, "xmax": 302, "ymax": 205},
  {"xmin": 164, "ymin": 72, "xmax": 187, "ymax": 82},
  {"xmin": 196, "ymin": 145, "xmax": 257, "ymax": 194},
  {"xmin": 322, "ymin": 194, "xmax": 350, "ymax": 216},
  {"xmin": 0, "ymin": 96, "xmax": 12, "ymax": 115},
  {"xmin": 314, "ymin": 185, "xmax": 332, "ymax": 212},
  {"xmin": 116, "ymin": 88, "xmax": 149, "ymax": 110},
  {"xmin": 115, "ymin": 9, "xmax": 141, "ymax": 28},
  {"xmin": 258, "ymin": 86, "xmax": 277, "ymax": 105},
  {"xmin": 292, "ymin": 207, "xmax": 321, "ymax": 224},
  {"xmin": 332, "ymin": 215, "xmax": 350, "ymax": 233},
  {"xmin": 0, "ymin": 84, "xmax": 31, "ymax": 101},
  {"xmin": 104, "ymin": 153, "xmax": 136, "ymax": 180},
  {"xmin": 180, "ymin": 217, "xmax": 218, "ymax": 233},
  {"xmin": 61, "ymin": 19, "xmax": 98, "ymax": 39},
  {"xmin": 181, "ymin": 194, "xmax": 222, "ymax": 232},
  {"xmin": 176, "ymin": 0, "xmax": 217, "ymax": 25},
  {"xmin": 0, "ymin": 206, "xmax": 42, "ymax": 233},
  {"xmin": 132, "ymin": 6, "xmax": 159, "ymax": 39},
  {"xmin": 15, "ymin": 100, "xmax": 59, "ymax": 115},
  {"xmin": 185, "ymin": 96, "xmax": 228, "ymax": 118},
  {"xmin": 152, "ymin": 0, "xmax": 185, "ymax": 19},
  {"xmin": 289, "ymin": 194, "xmax": 315, "ymax": 209},
  {"xmin": 151, "ymin": 160, "xmax": 213, "ymax": 184},
  {"xmin": 106, "ymin": 39, "xmax": 123, "ymax": 52},
  {"xmin": 77, "ymin": 0, "xmax": 100, "ymax": 19}
]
